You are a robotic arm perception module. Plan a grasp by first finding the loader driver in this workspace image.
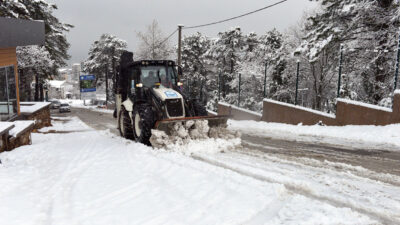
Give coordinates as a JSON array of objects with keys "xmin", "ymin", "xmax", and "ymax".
[{"xmin": 143, "ymin": 71, "xmax": 158, "ymax": 87}]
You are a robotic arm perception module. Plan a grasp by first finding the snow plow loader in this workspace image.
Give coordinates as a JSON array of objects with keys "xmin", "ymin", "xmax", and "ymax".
[{"xmin": 114, "ymin": 51, "xmax": 230, "ymax": 147}]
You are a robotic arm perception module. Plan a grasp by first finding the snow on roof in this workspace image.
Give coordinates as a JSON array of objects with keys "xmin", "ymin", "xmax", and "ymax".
[
  {"xmin": 47, "ymin": 80, "xmax": 66, "ymax": 88},
  {"xmin": 9, "ymin": 121, "xmax": 35, "ymax": 138},
  {"xmin": 219, "ymin": 102, "xmax": 263, "ymax": 117},
  {"xmin": 20, "ymin": 102, "xmax": 51, "ymax": 114},
  {"xmin": 264, "ymin": 99, "xmax": 336, "ymax": 119},
  {"xmin": 336, "ymin": 98, "xmax": 392, "ymax": 112},
  {"xmin": 0, "ymin": 122, "xmax": 15, "ymax": 135},
  {"xmin": 395, "ymin": 89, "xmax": 400, "ymax": 95}
]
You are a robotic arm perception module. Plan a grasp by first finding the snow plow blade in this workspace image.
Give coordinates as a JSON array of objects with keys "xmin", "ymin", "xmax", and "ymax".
[{"xmin": 154, "ymin": 116, "xmax": 229, "ymax": 135}]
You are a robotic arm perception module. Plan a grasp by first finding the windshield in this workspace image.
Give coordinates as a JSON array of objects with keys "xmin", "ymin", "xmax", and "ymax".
[{"xmin": 140, "ymin": 66, "xmax": 177, "ymax": 88}]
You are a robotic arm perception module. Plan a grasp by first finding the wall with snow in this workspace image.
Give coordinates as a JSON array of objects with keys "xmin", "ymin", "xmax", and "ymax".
[
  {"xmin": 262, "ymin": 99, "xmax": 338, "ymax": 126},
  {"xmin": 336, "ymin": 99, "xmax": 393, "ymax": 125},
  {"xmin": 218, "ymin": 92, "xmax": 400, "ymax": 126},
  {"xmin": 218, "ymin": 102, "xmax": 262, "ymax": 121}
]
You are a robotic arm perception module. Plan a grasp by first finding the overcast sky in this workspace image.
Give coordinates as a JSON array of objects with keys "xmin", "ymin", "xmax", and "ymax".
[{"xmin": 49, "ymin": 0, "xmax": 318, "ymax": 66}]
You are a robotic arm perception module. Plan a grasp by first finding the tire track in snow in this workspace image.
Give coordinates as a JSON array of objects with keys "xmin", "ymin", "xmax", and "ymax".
[
  {"xmin": 240, "ymin": 142, "xmax": 400, "ymax": 187},
  {"xmin": 191, "ymin": 153, "xmax": 398, "ymax": 225}
]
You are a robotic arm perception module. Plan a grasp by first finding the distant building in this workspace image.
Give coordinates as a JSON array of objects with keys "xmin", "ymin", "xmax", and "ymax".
[
  {"xmin": 57, "ymin": 68, "xmax": 72, "ymax": 82},
  {"xmin": 72, "ymin": 63, "xmax": 81, "ymax": 81},
  {"xmin": 0, "ymin": 17, "xmax": 45, "ymax": 121}
]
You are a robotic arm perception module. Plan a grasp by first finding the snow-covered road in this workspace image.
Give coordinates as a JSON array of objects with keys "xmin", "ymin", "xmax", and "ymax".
[{"xmin": 0, "ymin": 109, "xmax": 399, "ymax": 224}]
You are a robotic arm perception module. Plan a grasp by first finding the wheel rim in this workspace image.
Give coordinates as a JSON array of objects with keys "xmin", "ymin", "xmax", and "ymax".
[
  {"xmin": 134, "ymin": 113, "xmax": 141, "ymax": 137},
  {"xmin": 120, "ymin": 113, "xmax": 125, "ymax": 136}
]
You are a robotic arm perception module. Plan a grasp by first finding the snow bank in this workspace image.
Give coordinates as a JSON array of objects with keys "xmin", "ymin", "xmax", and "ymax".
[
  {"xmin": 0, "ymin": 122, "xmax": 14, "ymax": 134},
  {"xmin": 337, "ymin": 98, "xmax": 392, "ymax": 112},
  {"xmin": 9, "ymin": 121, "xmax": 34, "ymax": 138},
  {"xmin": 229, "ymin": 120, "xmax": 400, "ymax": 151},
  {"xmin": 20, "ymin": 102, "xmax": 51, "ymax": 114}
]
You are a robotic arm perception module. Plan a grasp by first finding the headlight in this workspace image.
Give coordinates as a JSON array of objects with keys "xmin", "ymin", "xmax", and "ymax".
[
  {"xmin": 177, "ymin": 82, "xmax": 183, "ymax": 86},
  {"xmin": 136, "ymin": 83, "xmax": 143, "ymax": 87}
]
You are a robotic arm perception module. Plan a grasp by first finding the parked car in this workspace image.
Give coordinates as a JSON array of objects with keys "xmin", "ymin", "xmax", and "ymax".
[
  {"xmin": 59, "ymin": 103, "xmax": 71, "ymax": 113},
  {"xmin": 51, "ymin": 100, "xmax": 61, "ymax": 109}
]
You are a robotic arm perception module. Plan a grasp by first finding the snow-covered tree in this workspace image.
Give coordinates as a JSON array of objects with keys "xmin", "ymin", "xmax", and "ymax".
[
  {"xmin": 302, "ymin": 0, "xmax": 400, "ymax": 105},
  {"xmin": 181, "ymin": 32, "xmax": 212, "ymax": 103},
  {"xmin": 1, "ymin": 0, "xmax": 73, "ymax": 69},
  {"xmin": 136, "ymin": 20, "xmax": 173, "ymax": 60},
  {"xmin": 83, "ymin": 34, "xmax": 127, "ymax": 101},
  {"xmin": 17, "ymin": 46, "xmax": 54, "ymax": 101},
  {"xmin": 207, "ymin": 27, "xmax": 245, "ymax": 105}
]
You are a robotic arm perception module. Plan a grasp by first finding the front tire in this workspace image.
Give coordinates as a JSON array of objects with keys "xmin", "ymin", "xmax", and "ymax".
[
  {"xmin": 132, "ymin": 104, "xmax": 154, "ymax": 145},
  {"xmin": 119, "ymin": 107, "xmax": 134, "ymax": 139}
]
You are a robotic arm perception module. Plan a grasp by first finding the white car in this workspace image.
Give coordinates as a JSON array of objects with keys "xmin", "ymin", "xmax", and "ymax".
[{"xmin": 59, "ymin": 103, "xmax": 71, "ymax": 113}]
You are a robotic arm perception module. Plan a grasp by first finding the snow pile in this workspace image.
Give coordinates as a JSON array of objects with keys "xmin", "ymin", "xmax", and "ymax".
[
  {"xmin": 229, "ymin": 120, "xmax": 400, "ymax": 151},
  {"xmin": 150, "ymin": 120, "xmax": 241, "ymax": 153}
]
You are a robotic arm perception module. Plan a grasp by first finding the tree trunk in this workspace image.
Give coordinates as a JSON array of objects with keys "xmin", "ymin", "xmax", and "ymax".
[
  {"xmin": 34, "ymin": 71, "xmax": 39, "ymax": 101},
  {"xmin": 105, "ymin": 65, "xmax": 108, "ymax": 108},
  {"xmin": 39, "ymin": 83, "xmax": 44, "ymax": 101},
  {"xmin": 111, "ymin": 48, "xmax": 116, "ymax": 99}
]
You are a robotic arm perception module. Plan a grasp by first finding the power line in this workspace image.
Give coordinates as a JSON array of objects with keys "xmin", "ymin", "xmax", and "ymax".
[
  {"xmin": 184, "ymin": 0, "xmax": 289, "ymax": 30},
  {"xmin": 155, "ymin": 28, "xmax": 178, "ymax": 48}
]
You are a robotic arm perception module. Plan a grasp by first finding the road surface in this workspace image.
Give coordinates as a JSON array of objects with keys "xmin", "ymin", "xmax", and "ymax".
[{"xmin": 55, "ymin": 107, "xmax": 400, "ymax": 177}]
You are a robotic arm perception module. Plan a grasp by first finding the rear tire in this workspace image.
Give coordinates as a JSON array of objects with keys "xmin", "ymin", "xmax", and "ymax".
[
  {"xmin": 132, "ymin": 104, "xmax": 154, "ymax": 145},
  {"xmin": 119, "ymin": 107, "xmax": 134, "ymax": 139},
  {"xmin": 192, "ymin": 100, "xmax": 208, "ymax": 116}
]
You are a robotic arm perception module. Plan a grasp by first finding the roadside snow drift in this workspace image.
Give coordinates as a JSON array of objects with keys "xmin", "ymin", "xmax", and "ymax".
[
  {"xmin": 229, "ymin": 120, "xmax": 400, "ymax": 151},
  {"xmin": 0, "ymin": 117, "xmax": 380, "ymax": 224}
]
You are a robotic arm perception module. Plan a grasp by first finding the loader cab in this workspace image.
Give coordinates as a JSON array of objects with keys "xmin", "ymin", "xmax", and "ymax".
[{"xmin": 129, "ymin": 61, "xmax": 180, "ymax": 97}]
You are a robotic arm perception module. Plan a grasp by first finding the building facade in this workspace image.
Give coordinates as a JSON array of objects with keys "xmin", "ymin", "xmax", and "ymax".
[{"xmin": 0, "ymin": 17, "xmax": 45, "ymax": 121}]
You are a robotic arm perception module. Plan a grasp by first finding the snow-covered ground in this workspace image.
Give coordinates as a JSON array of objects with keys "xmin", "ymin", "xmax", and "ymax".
[
  {"xmin": 0, "ymin": 116, "xmax": 399, "ymax": 224},
  {"xmin": 229, "ymin": 120, "xmax": 400, "ymax": 151}
]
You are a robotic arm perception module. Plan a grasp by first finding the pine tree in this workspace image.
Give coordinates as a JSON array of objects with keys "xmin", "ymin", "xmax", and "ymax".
[{"xmin": 83, "ymin": 34, "xmax": 127, "ymax": 101}]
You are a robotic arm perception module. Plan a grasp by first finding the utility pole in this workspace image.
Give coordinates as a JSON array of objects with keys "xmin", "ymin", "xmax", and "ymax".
[
  {"xmin": 337, "ymin": 44, "xmax": 344, "ymax": 98},
  {"xmin": 177, "ymin": 24, "xmax": 184, "ymax": 68},
  {"xmin": 295, "ymin": 61, "xmax": 300, "ymax": 105},
  {"xmin": 264, "ymin": 62, "xmax": 268, "ymax": 98},
  {"xmin": 394, "ymin": 31, "xmax": 400, "ymax": 91}
]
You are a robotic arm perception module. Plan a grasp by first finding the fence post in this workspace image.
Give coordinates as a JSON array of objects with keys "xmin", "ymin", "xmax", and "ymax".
[
  {"xmin": 394, "ymin": 31, "xmax": 400, "ymax": 91},
  {"xmin": 337, "ymin": 44, "xmax": 344, "ymax": 98},
  {"xmin": 295, "ymin": 61, "xmax": 300, "ymax": 105},
  {"xmin": 238, "ymin": 73, "xmax": 241, "ymax": 107},
  {"xmin": 264, "ymin": 62, "xmax": 268, "ymax": 98}
]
